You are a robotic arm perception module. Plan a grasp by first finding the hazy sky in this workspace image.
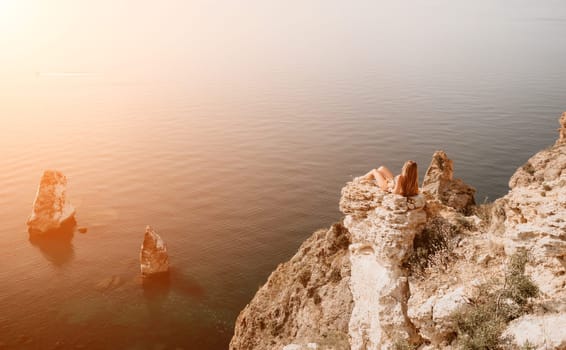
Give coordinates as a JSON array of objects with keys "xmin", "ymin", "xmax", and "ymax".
[{"xmin": 1, "ymin": 0, "xmax": 566, "ymax": 80}]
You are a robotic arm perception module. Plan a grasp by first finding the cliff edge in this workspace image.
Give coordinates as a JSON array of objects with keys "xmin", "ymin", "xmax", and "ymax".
[
  {"xmin": 231, "ymin": 112, "xmax": 566, "ymax": 350},
  {"xmin": 230, "ymin": 223, "xmax": 353, "ymax": 350}
]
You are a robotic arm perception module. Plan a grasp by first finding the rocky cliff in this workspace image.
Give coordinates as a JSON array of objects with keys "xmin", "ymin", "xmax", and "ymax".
[
  {"xmin": 230, "ymin": 224, "xmax": 353, "ymax": 350},
  {"xmin": 231, "ymin": 112, "xmax": 566, "ymax": 350}
]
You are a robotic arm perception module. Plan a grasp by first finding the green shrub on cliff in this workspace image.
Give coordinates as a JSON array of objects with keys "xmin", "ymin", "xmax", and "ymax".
[
  {"xmin": 451, "ymin": 251, "xmax": 538, "ymax": 350},
  {"xmin": 502, "ymin": 251, "xmax": 539, "ymax": 307},
  {"xmin": 393, "ymin": 338, "xmax": 418, "ymax": 350}
]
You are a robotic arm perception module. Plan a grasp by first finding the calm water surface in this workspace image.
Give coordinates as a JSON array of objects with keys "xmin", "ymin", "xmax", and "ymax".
[{"xmin": 1, "ymin": 1, "xmax": 566, "ymax": 349}]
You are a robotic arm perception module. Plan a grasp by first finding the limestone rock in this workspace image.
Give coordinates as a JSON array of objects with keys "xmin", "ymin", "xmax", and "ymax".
[
  {"xmin": 230, "ymin": 112, "xmax": 566, "ymax": 349},
  {"xmin": 510, "ymin": 113, "xmax": 566, "ymax": 188},
  {"xmin": 485, "ymin": 114, "xmax": 566, "ymax": 325},
  {"xmin": 27, "ymin": 170, "xmax": 76, "ymax": 235},
  {"xmin": 422, "ymin": 151, "xmax": 476, "ymax": 213},
  {"xmin": 229, "ymin": 223, "xmax": 352, "ymax": 350},
  {"xmin": 342, "ymin": 177, "xmax": 426, "ymax": 349},
  {"xmin": 433, "ymin": 287, "xmax": 470, "ymax": 323},
  {"xmin": 504, "ymin": 313, "xmax": 566, "ymax": 349},
  {"xmin": 410, "ymin": 287, "xmax": 471, "ymax": 344},
  {"xmin": 509, "ymin": 143, "xmax": 566, "ymax": 190},
  {"xmin": 339, "ymin": 178, "xmax": 386, "ymax": 218},
  {"xmin": 489, "ymin": 138, "xmax": 566, "ymax": 299},
  {"xmin": 140, "ymin": 226, "xmax": 169, "ymax": 277},
  {"xmin": 282, "ymin": 344, "xmax": 322, "ymax": 350},
  {"xmin": 557, "ymin": 111, "xmax": 566, "ymax": 145}
]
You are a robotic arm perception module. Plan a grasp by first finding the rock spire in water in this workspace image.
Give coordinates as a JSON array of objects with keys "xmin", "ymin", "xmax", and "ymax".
[
  {"xmin": 27, "ymin": 170, "xmax": 76, "ymax": 235},
  {"xmin": 140, "ymin": 226, "xmax": 169, "ymax": 277}
]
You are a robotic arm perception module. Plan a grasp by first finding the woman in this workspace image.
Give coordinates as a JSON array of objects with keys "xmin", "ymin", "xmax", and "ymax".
[{"xmin": 363, "ymin": 160, "xmax": 419, "ymax": 197}]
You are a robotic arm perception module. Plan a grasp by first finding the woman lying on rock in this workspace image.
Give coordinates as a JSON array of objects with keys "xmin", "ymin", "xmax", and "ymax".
[{"xmin": 363, "ymin": 160, "xmax": 419, "ymax": 197}]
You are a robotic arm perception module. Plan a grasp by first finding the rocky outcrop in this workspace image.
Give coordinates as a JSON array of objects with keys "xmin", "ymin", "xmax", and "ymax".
[
  {"xmin": 231, "ymin": 179, "xmax": 430, "ymax": 350},
  {"xmin": 508, "ymin": 139, "xmax": 565, "ymax": 191},
  {"xmin": 230, "ymin": 112, "xmax": 566, "ymax": 350},
  {"xmin": 339, "ymin": 179, "xmax": 385, "ymax": 218},
  {"xmin": 342, "ymin": 180, "xmax": 426, "ymax": 349},
  {"xmin": 140, "ymin": 226, "xmax": 169, "ymax": 277},
  {"xmin": 27, "ymin": 170, "xmax": 76, "ymax": 235},
  {"xmin": 230, "ymin": 224, "xmax": 353, "ymax": 350},
  {"xmin": 489, "ymin": 126, "xmax": 566, "ymax": 300},
  {"xmin": 557, "ymin": 111, "xmax": 566, "ymax": 145},
  {"xmin": 504, "ymin": 313, "xmax": 566, "ymax": 349},
  {"xmin": 479, "ymin": 113, "xmax": 566, "ymax": 346},
  {"xmin": 422, "ymin": 151, "xmax": 476, "ymax": 213},
  {"xmin": 409, "ymin": 287, "xmax": 471, "ymax": 345}
]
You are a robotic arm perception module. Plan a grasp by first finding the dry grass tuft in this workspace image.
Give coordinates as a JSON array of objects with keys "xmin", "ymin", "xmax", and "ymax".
[{"xmin": 405, "ymin": 217, "xmax": 459, "ymax": 278}]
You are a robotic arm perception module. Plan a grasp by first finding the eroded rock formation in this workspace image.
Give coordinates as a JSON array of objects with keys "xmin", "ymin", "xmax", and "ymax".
[
  {"xmin": 557, "ymin": 111, "xmax": 566, "ymax": 145},
  {"xmin": 504, "ymin": 314, "xmax": 566, "ymax": 349},
  {"xmin": 489, "ymin": 121, "xmax": 566, "ymax": 303},
  {"xmin": 343, "ymin": 183, "xmax": 426, "ymax": 349},
  {"xmin": 230, "ymin": 224, "xmax": 353, "ymax": 350},
  {"xmin": 140, "ymin": 226, "xmax": 169, "ymax": 277},
  {"xmin": 230, "ymin": 112, "xmax": 566, "ymax": 350},
  {"xmin": 27, "ymin": 170, "xmax": 76, "ymax": 235},
  {"xmin": 422, "ymin": 150, "xmax": 476, "ymax": 213},
  {"xmin": 409, "ymin": 286, "xmax": 471, "ymax": 345}
]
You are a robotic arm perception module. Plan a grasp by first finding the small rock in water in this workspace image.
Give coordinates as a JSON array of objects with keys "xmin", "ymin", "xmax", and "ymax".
[
  {"xmin": 18, "ymin": 335, "xmax": 32, "ymax": 344},
  {"xmin": 27, "ymin": 170, "xmax": 76, "ymax": 235},
  {"xmin": 78, "ymin": 227, "xmax": 88, "ymax": 234},
  {"xmin": 140, "ymin": 226, "xmax": 169, "ymax": 277},
  {"xmin": 95, "ymin": 275, "xmax": 123, "ymax": 292}
]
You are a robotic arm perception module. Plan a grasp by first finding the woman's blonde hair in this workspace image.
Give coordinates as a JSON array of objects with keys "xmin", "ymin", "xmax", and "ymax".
[{"xmin": 400, "ymin": 160, "xmax": 419, "ymax": 197}]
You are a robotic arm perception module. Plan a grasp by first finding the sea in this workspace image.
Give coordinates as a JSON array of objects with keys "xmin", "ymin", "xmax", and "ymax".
[{"xmin": 1, "ymin": 1, "xmax": 565, "ymax": 349}]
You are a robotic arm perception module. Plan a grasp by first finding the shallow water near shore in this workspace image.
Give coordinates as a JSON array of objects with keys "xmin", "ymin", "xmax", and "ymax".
[{"xmin": 1, "ymin": 0, "xmax": 566, "ymax": 349}]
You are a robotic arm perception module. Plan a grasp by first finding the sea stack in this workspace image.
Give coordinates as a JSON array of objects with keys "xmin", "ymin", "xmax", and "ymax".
[
  {"xmin": 27, "ymin": 170, "xmax": 76, "ymax": 235},
  {"xmin": 140, "ymin": 226, "xmax": 169, "ymax": 277}
]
